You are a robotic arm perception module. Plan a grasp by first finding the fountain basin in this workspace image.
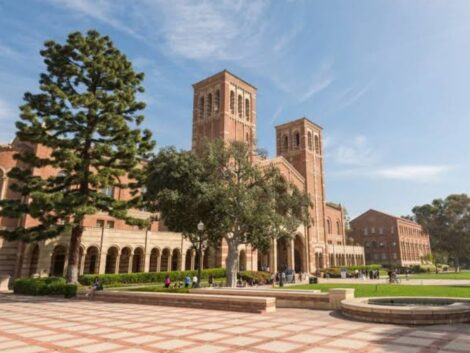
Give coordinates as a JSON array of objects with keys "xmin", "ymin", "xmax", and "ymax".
[{"xmin": 341, "ymin": 297, "xmax": 470, "ymax": 325}]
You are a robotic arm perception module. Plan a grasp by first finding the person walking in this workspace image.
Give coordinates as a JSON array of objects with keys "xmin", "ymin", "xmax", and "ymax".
[
  {"xmin": 184, "ymin": 274, "xmax": 191, "ymax": 288},
  {"xmin": 192, "ymin": 275, "xmax": 198, "ymax": 288}
]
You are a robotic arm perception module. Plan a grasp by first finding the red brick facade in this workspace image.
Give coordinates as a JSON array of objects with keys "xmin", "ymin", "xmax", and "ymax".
[{"xmin": 349, "ymin": 209, "xmax": 432, "ymax": 266}]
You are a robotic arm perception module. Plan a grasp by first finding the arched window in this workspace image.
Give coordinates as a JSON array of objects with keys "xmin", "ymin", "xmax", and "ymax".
[
  {"xmin": 326, "ymin": 219, "xmax": 332, "ymax": 234},
  {"xmin": 215, "ymin": 90, "xmax": 220, "ymax": 113},
  {"xmin": 238, "ymin": 95, "xmax": 243, "ymax": 118},
  {"xmin": 245, "ymin": 98, "xmax": 250, "ymax": 120},
  {"xmin": 283, "ymin": 135, "xmax": 289, "ymax": 151},
  {"xmin": 295, "ymin": 132, "xmax": 300, "ymax": 148},
  {"xmin": 336, "ymin": 220, "xmax": 341, "ymax": 234},
  {"xmin": 246, "ymin": 132, "xmax": 249, "ymax": 143},
  {"xmin": 314, "ymin": 135, "xmax": 320, "ymax": 153},
  {"xmin": 199, "ymin": 96, "xmax": 205, "ymax": 119},
  {"xmin": 207, "ymin": 93, "xmax": 212, "ymax": 116},
  {"xmin": 307, "ymin": 131, "xmax": 313, "ymax": 150},
  {"xmin": 230, "ymin": 91, "xmax": 235, "ymax": 114}
]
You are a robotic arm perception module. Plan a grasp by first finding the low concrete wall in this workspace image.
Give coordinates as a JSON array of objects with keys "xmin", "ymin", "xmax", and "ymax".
[
  {"xmin": 85, "ymin": 290, "xmax": 276, "ymax": 314},
  {"xmin": 192, "ymin": 288, "xmax": 354, "ymax": 310},
  {"xmin": 0, "ymin": 275, "xmax": 10, "ymax": 292}
]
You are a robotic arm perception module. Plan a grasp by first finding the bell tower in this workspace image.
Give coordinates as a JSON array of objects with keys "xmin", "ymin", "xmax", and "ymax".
[
  {"xmin": 275, "ymin": 118, "xmax": 328, "ymax": 271},
  {"xmin": 192, "ymin": 70, "xmax": 256, "ymax": 152}
]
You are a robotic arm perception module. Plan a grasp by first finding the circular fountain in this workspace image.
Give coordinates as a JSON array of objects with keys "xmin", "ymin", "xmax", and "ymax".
[{"xmin": 341, "ymin": 297, "xmax": 470, "ymax": 325}]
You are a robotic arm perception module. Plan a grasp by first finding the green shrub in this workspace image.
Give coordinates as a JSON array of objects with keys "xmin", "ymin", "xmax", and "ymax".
[
  {"xmin": 13, "ymin": 277, "xmax": 72, "ymax": 296},
  {"xmin": 79, "ymin": 268, "xmax": 226, "ymax": 286},
  {"xmin": 323, "ymin": 264, "xmax": 383, "ymax": 278},
  {"xmin": 64, "ymin": 284, "xmax": 78, "ymax": 298},
  {"xmin": 239, "ymin": 271, "xmax": 272, "ymax": 284}
]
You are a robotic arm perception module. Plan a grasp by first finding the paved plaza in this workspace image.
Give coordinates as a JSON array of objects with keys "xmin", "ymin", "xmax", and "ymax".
[{"xmin": 1, "ymin": 294, "xmax": 470, "ymax": 353}]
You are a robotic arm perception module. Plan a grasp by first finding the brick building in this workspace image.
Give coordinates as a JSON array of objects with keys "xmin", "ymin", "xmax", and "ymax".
[
  {"xmin": 349, "ymin": 209, "xmax": 432, "ymax": 267},
  {"xmin": 0, "ymin": 70, "xmax": 364, "ymax": 279}
]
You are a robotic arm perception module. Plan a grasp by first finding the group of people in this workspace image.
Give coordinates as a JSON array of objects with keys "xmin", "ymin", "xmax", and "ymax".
[
  {"xmin": 163, "ymin": 274, "xmax": 216, "ymax": 289},
  {"xmin": 353, "ymin": 269, "xmax": 381, "ymax": 280}
]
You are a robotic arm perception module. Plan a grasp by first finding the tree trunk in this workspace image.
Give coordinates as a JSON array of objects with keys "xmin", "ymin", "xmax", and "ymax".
[
  {"xmin": 225, "ymin": 240, "xmax": 239, "ymax": 288},
  {"xmin": 66, "ymin": 225, "xmax": 83, "ymax": 284},
  {"xmin": 455, "ymin": 257, "xmax": 460, "ymax": 273}
]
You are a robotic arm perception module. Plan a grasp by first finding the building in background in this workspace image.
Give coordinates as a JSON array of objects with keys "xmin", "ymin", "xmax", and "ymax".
[
  {"xmin": 349, "ymin": 209, "xmax": 432, "ymax": 267},
  {"xmin": 0, "ymin": 70, "xmax": 364, "ymax": 279}
]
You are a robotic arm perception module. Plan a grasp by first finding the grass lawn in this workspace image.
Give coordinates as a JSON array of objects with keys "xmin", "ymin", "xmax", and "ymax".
[
  {"xmin": 127, "ymin": 285, "xmax": 190, "ymax": 293},
  {"xmin": 407, "ymin": 271, "xmax": 470, "ymax": 280},
  {"xmin": 289, "ymin": 283, "xmax": 470, "ymax": 298}
]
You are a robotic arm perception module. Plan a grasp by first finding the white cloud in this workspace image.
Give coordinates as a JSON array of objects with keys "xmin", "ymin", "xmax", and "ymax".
[
  {"xmin": 331, "ymin": 135, "xmax": 378, "ymax": 167},
  {"xmin": 299, "ymin": 76, "xmax": 334, "ymax": 103},
  {"xmin": 374, "ymin": 165, "xmax": 452, "ymax": 182}
]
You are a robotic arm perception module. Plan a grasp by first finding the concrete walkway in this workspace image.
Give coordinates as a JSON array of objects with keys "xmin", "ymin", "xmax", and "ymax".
[
  {"xmin": 1, "ymin": 293, "xmax": 469, "ymax": 353},
  {"xmin": 314, "ymin": 278, "xmax": 470, "ymax": 286}
]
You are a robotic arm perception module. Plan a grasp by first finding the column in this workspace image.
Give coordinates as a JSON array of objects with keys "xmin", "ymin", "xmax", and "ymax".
[
  {"xmin": 270, "ymin": 239, "xmax": 277, "ymax": 272},
  {"xmin": 98, "ymin": 252, "xmax": 107, "ymax": 274},
  {"xmin": 128, "ymin": 254, "xmax": 133, "ymax": 273},
  {"xmin": 114, "ymin": 254, "xmax": 120, "ymax": 274},
  {"xmin": 190, "ymin": 250, "xmax": 195, "ymax": 270},
  {"xmin": 180, "ymin": 253, "xmax": 185, "ymax": 271},
  {"xmin": 157, "ymin": 255, "xmax": 161, "ymax": 272},
  {"xmin": 79, "ymin": 251, "xmax": 86, "ymax": 275},
  {"xmin": 287, "ymin": 239, "xmax": 295, "ymax": 270},
  {"xmin": 144, "ymin": 252, "xmax": 151, "ymax": 273}
]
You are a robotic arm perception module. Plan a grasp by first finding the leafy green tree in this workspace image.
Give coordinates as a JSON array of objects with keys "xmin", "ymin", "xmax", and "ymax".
[
  {"xmin": 0, "ymin": 30, "xmax": 154, "ymax": 283},
  {"xmin": 146, "ymin": 140, "xmax": 311, "ymax": 287},
  {"xmin": 145, "ymin": 147, "xmax": 214, "ymax": 286},
  {"xmin": 412, "ymin": 194, "xmax": 470, "ymax": 272},
  {"xmin": 202, "ymin": 140, "xmax": 311, "ymax": 287}
]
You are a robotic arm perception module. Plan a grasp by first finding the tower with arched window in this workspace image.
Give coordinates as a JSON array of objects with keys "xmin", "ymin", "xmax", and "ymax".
[{"xmin": 191, "ymin": 70, "xmax": 256, "ymax": 152}]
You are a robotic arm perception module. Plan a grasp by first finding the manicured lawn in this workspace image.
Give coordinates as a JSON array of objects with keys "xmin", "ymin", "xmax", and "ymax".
[
  {"xmin": 288, "ymin": 283, "xmax": 470, "ymax": 298},
  {"xmin": 407, "ymin": 271, "xmax": 470, "ymax": 280}
]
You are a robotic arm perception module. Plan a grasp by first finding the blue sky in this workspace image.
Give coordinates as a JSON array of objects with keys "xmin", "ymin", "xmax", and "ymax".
[{"xmin": 0, "ymin": 0, "xmax": 469, "ymax": 218}]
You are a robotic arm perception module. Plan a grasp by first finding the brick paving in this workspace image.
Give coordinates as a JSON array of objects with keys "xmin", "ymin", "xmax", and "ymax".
[{"xmin": 1, "ymin": 294, "xmax": 470, "ymax": 353}]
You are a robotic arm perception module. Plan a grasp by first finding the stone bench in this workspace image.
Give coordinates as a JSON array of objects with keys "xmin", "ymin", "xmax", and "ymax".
[
  {"xmin": 84, "ymin": 290, "xmax": 276, "ymax": 314},
  {"xmin": 192, "ymin": 288, "xmax": 354, "ymax": 310}
]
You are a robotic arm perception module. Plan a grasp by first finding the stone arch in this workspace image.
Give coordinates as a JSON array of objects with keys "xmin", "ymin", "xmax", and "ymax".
[
  {"xmin": 294, "ymin": 234, "xmax": 305, "ymax": 273},
  {"xmin": 185, "ymin": 249, "xmax": 194, "ymax": 270},
  {"xmin": 171, "ymin": 248, "xmax": 181, "ymax": 271},
  {"xmin": 149, "ymin": 247, "xmax": 161, "ymax": 272},
  {"xmin": 239, "ymin": 250, "xmax": 247, "ymax": 271},
  {"xmin": 314, "ymin": 134, "xmax": 320, "ymax": 153},
  {"xmin": 119, "ymin": 247, "xmax": 132, "ymax": 273},
  {"xmin": 160, "ymin": 248, "xmax": 171, "ymax": 272},
  {"xmin": 257, "ymin": 251, "xmax": 270, "ymax": 271},
  {"xmin": 105, "ymin": 246, "xmax": 119, "ymax": 274},
  {"xmin": 237, "ymin": 94, "xmax": 243, "ymax": 118},
  {"xmin": 50, "ymin": 245, "xmax": 67, "ymax": 277},
  {"xmin": 283, "ymin": 135, "xmax": 289, "ymax": 151},
  {"xmin": 84, "ymin": 246, "xmax": 100, "ymax": 274},
  {"xmin": 277, "ymin": 237, "xmax": 289, "ymax": 271},
  {"xmin": 29, "ymin": 244, "xmax": 40, "ymax": 276},
  {"xmin": 307, "ymin": 131, "xmax": 313, "ymax": 150},
  {"xmin": 132, "ymin": 247, "xmax": 144, "ymax": 273}
]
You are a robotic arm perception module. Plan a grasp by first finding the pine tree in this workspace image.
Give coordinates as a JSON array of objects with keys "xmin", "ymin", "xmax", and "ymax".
[{"xmin": 0, "ymin": 30, "xmax": 155, "ymax": 283}]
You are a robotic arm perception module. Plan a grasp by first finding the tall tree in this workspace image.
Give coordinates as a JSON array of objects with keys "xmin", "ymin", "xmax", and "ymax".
[
  {"xmin": 0, "ymin": 30, "xmax": 154, "ymax": 283},
  {"xmin": 412, "ymin": 194, "xmax": 470, "ymax": 271},
  {"xmin": 202, "ymin": 140, "xmax": 311, "ymax": 287},
  {"xmin": 145, "ymin": 147, "xmax": 214, "ymax": 286},
  {"xmin": 145, "ymin": 141, "xmax": 311, "ymax": 287}
]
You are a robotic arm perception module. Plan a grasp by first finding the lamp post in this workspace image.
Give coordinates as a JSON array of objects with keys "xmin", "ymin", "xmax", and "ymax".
[{"xmin": 196, "ymin": 221, "xmax": 205, "ymax": 287}]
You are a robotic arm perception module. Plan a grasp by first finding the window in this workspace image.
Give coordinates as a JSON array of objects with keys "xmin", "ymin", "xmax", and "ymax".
[
  {"xmin": 101, "ymin": 186, "xmax": 114, "ymax": 198},
  {"xmin": 364, "ymin": 227, "xmax": 368, "ymax": 236},
  {"xmin": 214, "ymin": 90, "xmax": 220, "ymax": 112},
  {"xmin": 373, "ymin": 253, "xmax": 379, "ymax": 260},
  {"xmin": 230, "ymin": 91, "xmax": 235, "ymax": 114},
  {"xmin": 379, "ymin": 227, "xmax": 383, "ymax": 235},
  {"xmin": 365, "ymin": 241, "xmax": 370, "ymax": 248},
  {"xmin": 326, "ymin": 219, "xmax": 332, "ymax": 234},
  {"xmin": 379, "ymin": 242, "xmax": 384, "ymax": 248},
  {"xmin": 372, "ymin": 241, "xmax": 377, "ymax": 248},
  {"xmin": 337, "ymin": 241, "xmax": 342, "ymax": 245},
  {"xmin": 336, "ymin": 220, "xmax": 341, "ymax": 234},
  {"xmin": 96, "ymin": 219, "xmax": 105, "ymax": 228},
  {"xmin": 392, "ymin": 253, "xmax": 397, "ymax": 260},
  {"xmin": 381, "ymin": 253, "xmax": 387, "ymax": 260},
  {"xmin": 246, "ymin": 132, "xmax": 250, "ymax": 143},
  {"xmin": 207, "ymin": 93, "xmax": 212, "ymax": 116},
  {"xmin": 283, "ymin": 135, "xmax": 289, "ymax": 151},
  {"xmin": 391, "ymin": 226, "xmax": 394, "ymax": 234},
  {"xmin": 294, "ymin": 132, "xmax": 300, "ymax": 148},
  {"xmin": 314, "ymin": 135, "xmax": 320, "ymax": 153},
  {"xmin": 245, "ymin": 98, "xmax": 250, "ymax": 120},
  {"xmin": 199, "ymin": 96, "xmax": 204, "ymax": 119},
  {"xmin": 371, "ymin": 227, "xmax": 376, "ymax": 234},
  {"xmin": 307, "ymin": 131, "xmax": 313, "ymax": 150},
  {"xmin": 106, "ymin": 220, "xmax": 115, "ymax": 229},
  {"xmin": 238, "ymin": 95, "xmax": 243, "ymax": 118}
]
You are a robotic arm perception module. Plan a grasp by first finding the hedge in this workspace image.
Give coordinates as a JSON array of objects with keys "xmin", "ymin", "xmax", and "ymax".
[
  {"xmin": 79, "ymin": 268, "xmax": 226, "ymax": 286},
  {"xmin": 14, "ymin": 277, "xmax": 77, "ymax": 297},
  {"xmin": 239, "ymin": 271, "xmax": 272, "ymax": 285}
]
